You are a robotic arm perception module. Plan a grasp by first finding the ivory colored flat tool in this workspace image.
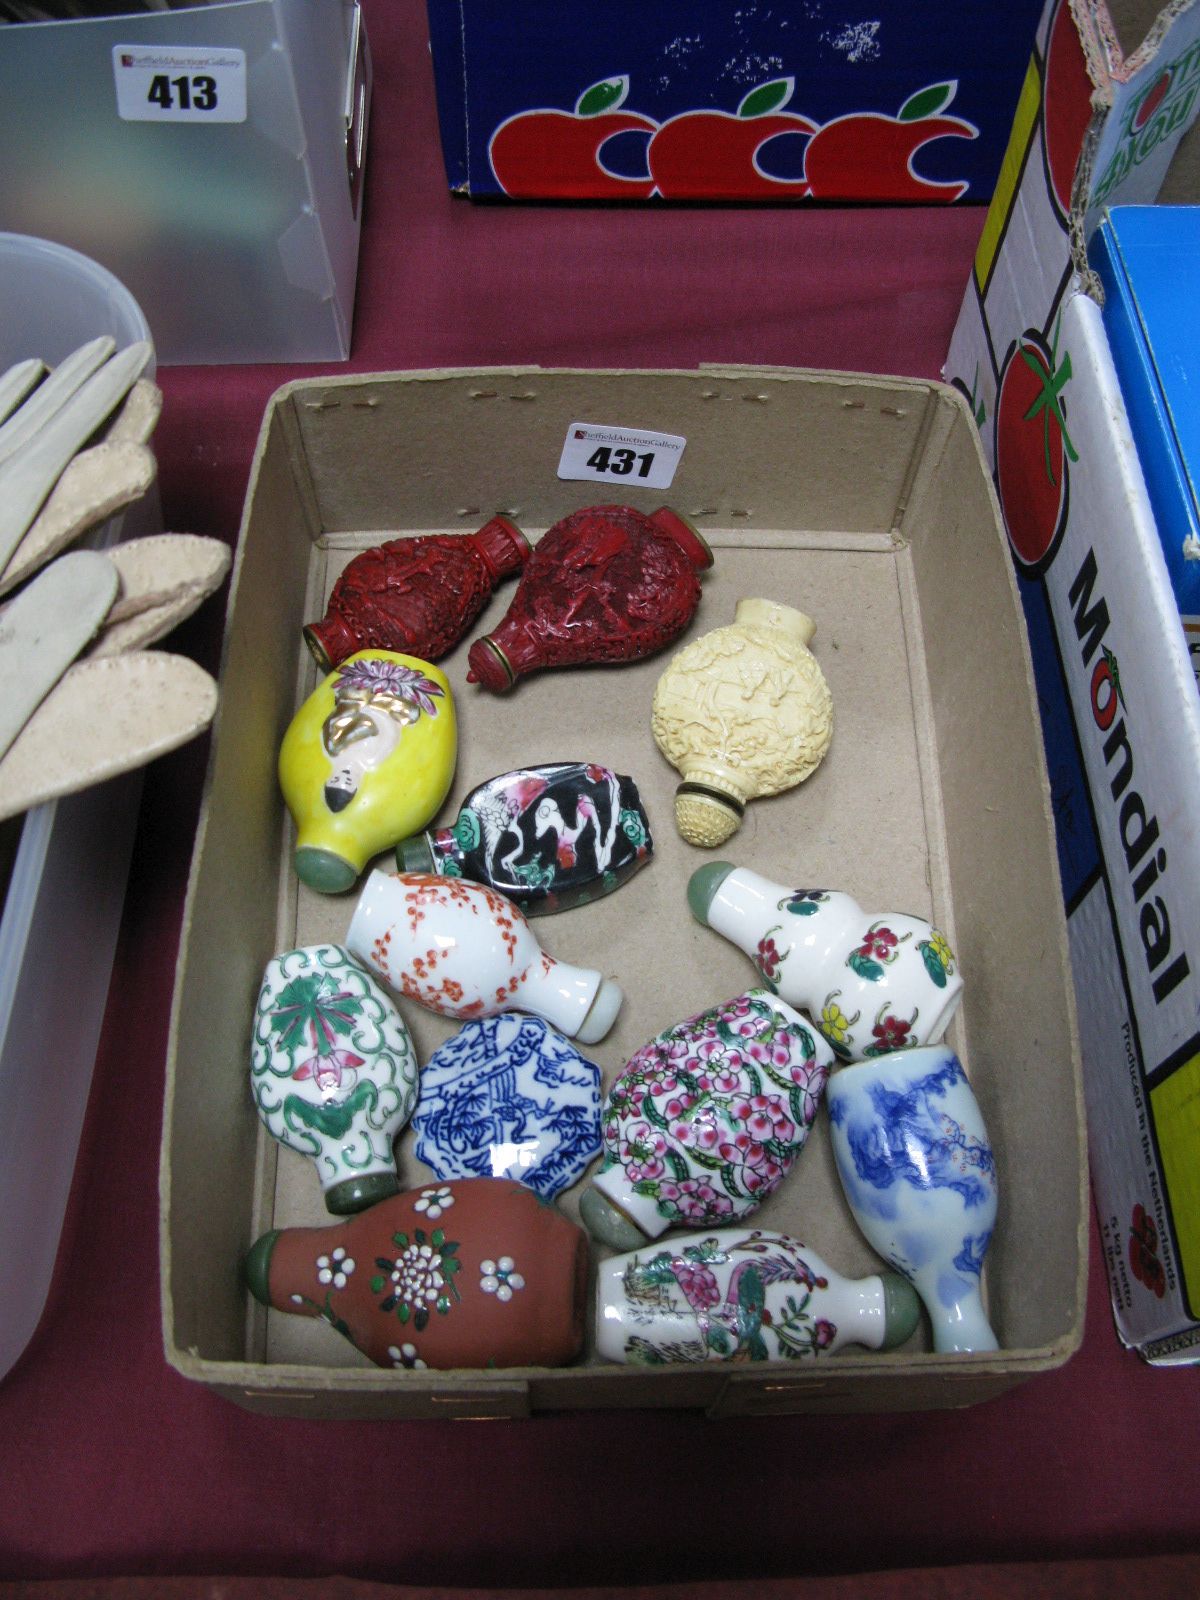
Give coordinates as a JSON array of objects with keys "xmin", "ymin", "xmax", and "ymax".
[
  {"xmin": 0, "ymin": 336, "xmax": 115, "ymax": 467},
  {"xmin": 0, "ymin": 440, "xmax": 156, "ymax": 599},
  {"xmin": 91, "ymin": 534, "xmax": 232, "ymax": 657},
  {"xmin": 0, "ymin": 358, "xmax": 45, "ymax": 427},
  {"xmin": 0, "ymin": 550, "xmax": 118, "ymax": 764},
  {"xmin": 0, "ymin": 340, "xmax": 152, "ymax": 570},
  {"xmin": 104, "ymin": 377, "xmax": 162, "ymax": 447},
  {"xmin": 0, "ymin": 651, "xmax": 219, "ymax": 824}
]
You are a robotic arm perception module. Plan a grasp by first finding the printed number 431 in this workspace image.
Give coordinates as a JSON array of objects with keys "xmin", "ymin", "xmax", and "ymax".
[
  {"xmin": 587, "ymin": 446, "xmax": 655, "ymax": 479},
  {"xmin": 148, "ymin": 73, "xmax": 217, "ymax": 111}
]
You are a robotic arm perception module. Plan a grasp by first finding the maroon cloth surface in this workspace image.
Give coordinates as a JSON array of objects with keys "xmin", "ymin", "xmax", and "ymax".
[
  {"xmin": 4, "ymin": 1561, "xmax": 1200, "ymax": 1600},
  {"xmin": 2, "ymin": 1, "xmax": 1198, "ymax": 1587}
]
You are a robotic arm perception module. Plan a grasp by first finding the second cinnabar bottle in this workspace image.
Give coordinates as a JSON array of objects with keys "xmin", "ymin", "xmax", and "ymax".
[{"xmin": 466, "ymin": 503, "xmax": 712, "ymax": 691}]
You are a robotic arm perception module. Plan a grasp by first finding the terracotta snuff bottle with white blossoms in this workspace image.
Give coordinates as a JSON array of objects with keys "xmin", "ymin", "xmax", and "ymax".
[{"xmin": 243, "ymin": 1176, "xmax": 588, "ymax": 1370}]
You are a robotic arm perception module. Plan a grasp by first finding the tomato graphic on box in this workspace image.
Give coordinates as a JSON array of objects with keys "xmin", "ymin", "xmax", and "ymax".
[
  {"xmin": 489, "ymin": 76, "xmax": 657, "ymax": 199},
  {"xmin": 994, "ymin": 324, "xmax": 1079, "ymax": 574},
  {"xmin": 1133, "ymin": 68, "xmax": 1173, "ymax": 133},
  {"xmin": 1130, "ymin": 1203, "xmax": 1167, "ymax": 1298},
  {"xmin": 803, "ymin": 82, "xmax": 978, "ymax": 202},
  {"xmin": 648, "ymin": 79, "xmax": 814, "ymax": 200},
  {"xmin": 1041, "ymin": 0, "xmax": 1097, "ymax": 221}
]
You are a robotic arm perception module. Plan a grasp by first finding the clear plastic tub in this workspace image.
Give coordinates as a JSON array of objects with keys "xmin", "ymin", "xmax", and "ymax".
[{"xmin": 0, "ymin": 233, "xmax": 157, "ymax": 1382}]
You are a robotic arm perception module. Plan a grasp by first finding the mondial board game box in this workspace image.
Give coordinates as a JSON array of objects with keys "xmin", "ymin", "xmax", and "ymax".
[{"xmin": 944, "ymin": 0, "xmax": 1200, "ymax": 1363}]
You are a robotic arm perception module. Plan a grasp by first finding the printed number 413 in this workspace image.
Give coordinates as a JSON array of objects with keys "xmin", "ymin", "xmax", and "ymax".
[
  {"xmin": 148, "ymin": 73, "xmax": 217, "ymax": 111},
  {"xmin": 586, "ymin": 446, "xmax": 655, "ymax": 479}
]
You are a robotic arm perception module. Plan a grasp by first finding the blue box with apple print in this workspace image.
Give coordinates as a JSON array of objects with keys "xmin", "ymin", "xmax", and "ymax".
[{"xmin": 426, "ymin": 0, "xmax": 1045, "ymax": 203}]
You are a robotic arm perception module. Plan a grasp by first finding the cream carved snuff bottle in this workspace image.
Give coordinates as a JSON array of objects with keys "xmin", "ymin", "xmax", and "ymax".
[{"xmin": 651, "ymin": 598, "xmax": 833, "ymax": 847}]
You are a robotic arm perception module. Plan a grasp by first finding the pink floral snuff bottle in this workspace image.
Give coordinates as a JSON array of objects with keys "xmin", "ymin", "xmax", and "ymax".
[{"xmin": 579, "ymin": 989, "xmax": 835, "ymax": 1249}]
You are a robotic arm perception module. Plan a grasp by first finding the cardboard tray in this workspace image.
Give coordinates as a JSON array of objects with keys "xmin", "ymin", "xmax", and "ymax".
[
  {"xmin": 944, "ymin": 0, "xmax": 1200, "ymax": 1363},
  {"xmin": 160, "ymin": 365, "xmax": 1087, "ymax": 1418}
]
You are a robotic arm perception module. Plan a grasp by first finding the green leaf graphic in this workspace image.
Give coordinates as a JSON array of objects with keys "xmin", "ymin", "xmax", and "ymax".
[
  {"xmin": 900, "ymin": 80, "xmax": 956, "ymax": 122},
  {"xmin": 283, "ymin": 1079, "xmax": 379, "ymax": 1140},
  {"xmin": 1104, "ymin": 645, "xmax": 1125, "ymax": 709},
  {"xmin": 667, "ymin": 1149, "xmax": 692, "ymax": 1182},
  {"xmin": 1020, "ymin": 343, "xmax": 1079, "ymax": 485},
  {"xmin": 848, "ymin": 951, "xmax": 884, "ymax": 983},
  {"xmin": 739, "ymin": 77, "xmax": 794, "ymax": 118},
  {"xmin": 576, "ymin": 76, "xmax": 629, "ymax": 116},
  {"xmin": 920, "ymin": 944, "xmax": 948, "ymax": 989},
  {"xmin": 641, "ymin": 1094, "xmax": 671, "ymax": 1132},
  {"xmin": 269, "ymin": 972, "xmax": 362, "ymax": 1057}
]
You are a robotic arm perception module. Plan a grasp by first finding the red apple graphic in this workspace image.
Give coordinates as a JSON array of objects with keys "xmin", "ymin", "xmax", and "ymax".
[
  {"xmin": 1133, "ymin": 67, "xmax": 1172, "ymax": 132},
  {"xmin": 648, "ymin": 79, "xmax": 814, "ymax": 199},
  {"xmin": 803, "ymin": 82, "xmax": 977, "ymax": 202},
  {"xmin": 1042, "ymin": 0, "xmax": 1097, "ymax": 220},
  {"xmin": 489, "ymin": 76, "xmax": 657, "ymax": 198},
  {"xmin": 994, "ymin": 326, "xmax": 1079, "ymax": 573}
]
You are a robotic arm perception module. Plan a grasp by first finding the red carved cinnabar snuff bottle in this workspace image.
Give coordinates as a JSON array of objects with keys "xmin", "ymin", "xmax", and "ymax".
[
  {"xmin": 303, "ymin": 517, "xmax": 530, "ymax": 672},
  {"xmin": 465, "ymin": 503, "xmax": 712, "ymax": 692}
]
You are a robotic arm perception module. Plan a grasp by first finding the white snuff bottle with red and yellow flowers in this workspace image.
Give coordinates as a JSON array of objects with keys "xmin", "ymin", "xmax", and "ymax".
[{"xmin": 687, "ymin": 864, "xmax": 963, "ymax": 1062}]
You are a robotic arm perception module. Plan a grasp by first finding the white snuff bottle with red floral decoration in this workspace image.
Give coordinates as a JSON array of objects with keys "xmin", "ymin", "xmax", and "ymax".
[
  {"xmin": 687, "ymin": 863, "xmax": 963, "ymax": 1062},
  {"xmin": 346, "ymin": 869, "xmax": 623, "ymax": 1044},
  {"xmin": 595, "ymin": 1228, "xmax": 920, "ymax": 1363}
]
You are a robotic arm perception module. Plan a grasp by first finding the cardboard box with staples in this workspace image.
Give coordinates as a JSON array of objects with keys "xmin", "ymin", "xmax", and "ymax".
[
  {"xmin": 944, "ymin": 0, "xmax": 1200, "ymax": 1362},
  {"xmin": 160, "ymin": 365, "xmax": 1086, "ymax": 1418}
]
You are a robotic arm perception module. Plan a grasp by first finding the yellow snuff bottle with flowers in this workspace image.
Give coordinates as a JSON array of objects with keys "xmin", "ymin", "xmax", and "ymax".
[{"xmin": 279, "ymin": 650, "xmax": 457, "ymax": 894}]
